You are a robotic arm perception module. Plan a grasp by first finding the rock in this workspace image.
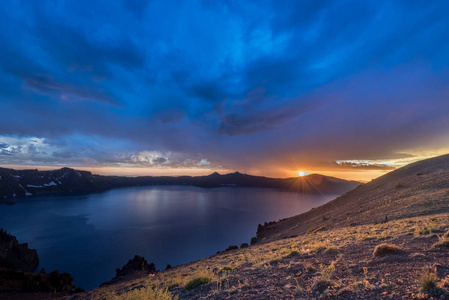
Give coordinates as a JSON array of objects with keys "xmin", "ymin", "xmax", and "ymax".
[
  {"xmin": 115, "ymin": 255, "xmax": 156, "ymax": 278},
  {"xmin": 23, "ymin": 269, "xmax": 75, "ymax": 292},
  {"xmin": 240, "ymin": 243, "xmax": 249, "ymax": 249},
  {"xmin": 0, "ymin": 228, "xmax": 39, "ymax": 272},
  {"xmin": 225, "ymin": 245, "xmax": 239, "ymax": 251}
]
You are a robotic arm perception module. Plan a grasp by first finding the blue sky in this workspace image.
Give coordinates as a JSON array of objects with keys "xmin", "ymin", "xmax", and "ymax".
[{"xmin": 0, "ymin": 0, "xmax": 448, "ymax": 180}]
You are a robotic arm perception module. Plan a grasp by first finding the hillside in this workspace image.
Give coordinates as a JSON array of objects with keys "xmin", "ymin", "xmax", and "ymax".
[
  {"xmin": 255, "ymin": 154, "xmax": 449, "ymax": 243},
  {"xmin": 76, "ymin": 153, "xmax": 449, "ymax": 299},
  {"xmin": 0, "ymin": 167, "xmax": 359, "ymax": 200}
]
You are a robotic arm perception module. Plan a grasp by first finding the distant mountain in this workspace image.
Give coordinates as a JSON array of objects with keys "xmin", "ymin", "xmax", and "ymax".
[{"xmin": 0, "ymin": 167, "xmax": 360, "ymax": 200}]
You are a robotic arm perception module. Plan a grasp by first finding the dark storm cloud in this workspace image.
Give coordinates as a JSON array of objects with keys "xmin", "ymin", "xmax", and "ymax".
[{"xmin": 0, "ymin": 0, "xmax": 448, "ymax": 172}]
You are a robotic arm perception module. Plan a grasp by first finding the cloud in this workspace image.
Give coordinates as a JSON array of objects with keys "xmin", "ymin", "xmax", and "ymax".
[{"xmin": 0, "ymin": 0, "xmax": 448, "ymax": 177}]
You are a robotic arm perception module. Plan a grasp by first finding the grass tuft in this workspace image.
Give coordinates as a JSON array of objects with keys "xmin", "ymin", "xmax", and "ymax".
[
  {"xmin": 184, "ymin": 277, "xmax": 211, "ymax": 290},
  {"xmin": 373, "ymin": 243, "xmax": 403, "ymax": 257},
  {"xmin": 418, "ymin": 268, "xmax": 446, "ymax": 297},
  {"xmin": 283, "ymin": 250, "xmax": 300, "ymax": 259},
  {"xmin": 114, "ymin": 286, "xmax": 178, "ymax": 300}
]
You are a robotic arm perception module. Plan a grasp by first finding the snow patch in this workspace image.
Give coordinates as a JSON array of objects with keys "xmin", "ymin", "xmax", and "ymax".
[
  {"xmin": 19, "ymin": 184, "xmax": 33, "ymax": 196},
  {"xmin": 27, "ymin": 181, "xmax": 58, "ymax": 188}
]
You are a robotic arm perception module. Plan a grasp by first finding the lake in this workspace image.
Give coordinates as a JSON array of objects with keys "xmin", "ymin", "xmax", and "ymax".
[{"xmin": 0, "ymin": 186, "xmax": 336, "ymax": 289}]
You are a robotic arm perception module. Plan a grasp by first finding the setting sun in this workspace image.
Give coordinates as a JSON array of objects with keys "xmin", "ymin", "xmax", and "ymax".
[{"xmin": 297, "ymin": 171, "xmax": 307, "ymax": 177}]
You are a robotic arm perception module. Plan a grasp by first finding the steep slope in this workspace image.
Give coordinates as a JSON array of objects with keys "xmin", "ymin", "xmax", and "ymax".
[
  {"xmin": 0, "ymin": 167, "xmax": 359, "ymax": 200},
  {"xmin": 256, "ymin": 154, "xmax": 449, "ymax": 243}
]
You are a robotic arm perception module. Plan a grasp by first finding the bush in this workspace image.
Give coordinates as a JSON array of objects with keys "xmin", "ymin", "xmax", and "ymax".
[
  {"xmin": 114, "ymin": 286, "xmax": 178, "ymax": 300},
  {"xmin": 184, "ymin": 277, "xmax": 211, "ymax": 290},
  {"xmin": 418, "ymin": 269, "xmax": 446, "ymax": 297},
  {"xmin": 283, "ymin": 250, "xmax": 300, "ymax": 259},
  {"xmin": 240, "ymin": 243, "xmax": 249, "ymax": 249},
  {"xmin": 373, "ymin": 244, "xmax": 403, "ymax": 257},
  {"xmin": 225, "ymin": 245, "xmax": 238, "ymax": 251},
  {"xmin": 218, "ymin": 266, "xmax": 232, "ymax": 275},
  {"xmin": 324, "ymin": 247, "xmax": 340, "ymax": 254}
]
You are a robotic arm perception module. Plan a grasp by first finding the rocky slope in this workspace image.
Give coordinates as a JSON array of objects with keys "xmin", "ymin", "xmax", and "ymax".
[{"xmin": 0, "ymin": 167, "xmax": 359, "ymax": 200}]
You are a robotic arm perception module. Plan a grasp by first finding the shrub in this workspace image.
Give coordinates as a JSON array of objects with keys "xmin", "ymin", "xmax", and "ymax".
[
  {"xmin": 319, "ymin": 262, "xmax": 335, "ymax": 281},
  {"xmin": 418, "ymin": 268, "xmax": 445, "ymax": 297},
  {"xmin": 415, "ymin": 226, "xmax": 431, "ymax": 236},
  {"xmin": 167, "ymin": 283, "xmax": 179, "ymax": 289},
  {"xmin": 373, "ymin": 244, "xmax": 403, "ymax": 257},
  {"xmin": 114, "ymin": 286, "xmax": 178, "ymax": 300},
  {"xmin": 283, "ymin": 250, "xmax": 300, "ymax": 259},
  {"xmin": 420, "ymin": 271, "xmax": 437, "ymax": 291},
  {"xmin": 218, "ymin": 266, "xmax": 232, "ymax": 275},
  {"xmin": 225, "ymin": 245, "xmax": 238, "ymax": 251},
  {"xmin": 324, "ymin": 247, "xmax": 340, "ymax": 254},
  {"xmin": 310, "ymin": 242, "xmax": 327, "ymax": 253},
  {"xmin": 184, "ymin": 277, "xmax": 211, "ymax": 290},
  {"xmin": 240, "ymin": 243, "xmax": 249, "ymax": 249}
]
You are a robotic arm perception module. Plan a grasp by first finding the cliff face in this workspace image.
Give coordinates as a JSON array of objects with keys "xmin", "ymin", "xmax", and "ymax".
[
  {"xmin": 0, "ymin": 229, "xmax": 77, "ymax": 293},
  {"xmin": 0, "ymin": 167, "xmax": 360, "ymax": 200},
  {"xmin": 0, "ymin": 228, "xmax": 39, "ymax": 272}
]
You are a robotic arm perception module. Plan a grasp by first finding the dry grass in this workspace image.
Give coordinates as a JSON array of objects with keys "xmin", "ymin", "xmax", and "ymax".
[
  {"xmin": 184, "ymin": 277, "xmax": 211, "ymax": 290},
  {"xmin": 417, "ymin": 268, "xmax": 447, "ymax": 297},
  {"xmin": 372, "ymin": 243, "xmax": 403, "ymax": 257},
  {"xmin": 432, "ymin": 238, "xmax": 449, "ymax": 248},
  {"xmin": 113, "ymin": 286, "xmax": 178, "ymax": 300}
]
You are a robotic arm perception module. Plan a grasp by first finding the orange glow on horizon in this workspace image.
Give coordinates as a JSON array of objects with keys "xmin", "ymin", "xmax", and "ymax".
[{"xmin": 0, "ymin": 163, "xmax": 392, "ymax": 182}]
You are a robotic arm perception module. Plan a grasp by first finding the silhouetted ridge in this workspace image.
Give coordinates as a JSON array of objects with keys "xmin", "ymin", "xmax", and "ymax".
[{"xmin": 0, "ymin": 167, "xmax": 359, "ymax": 200}]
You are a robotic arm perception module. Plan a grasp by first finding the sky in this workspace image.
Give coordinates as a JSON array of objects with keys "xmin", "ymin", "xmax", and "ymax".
[{"xmin": 0, "ymin": 0, "xmax": 448, "ymax": 181}]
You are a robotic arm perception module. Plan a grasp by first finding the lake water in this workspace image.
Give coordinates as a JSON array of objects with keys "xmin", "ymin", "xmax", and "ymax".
[{"xmin": 0, "ymin": 186, "xmax": 336, "ymax": 289}]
